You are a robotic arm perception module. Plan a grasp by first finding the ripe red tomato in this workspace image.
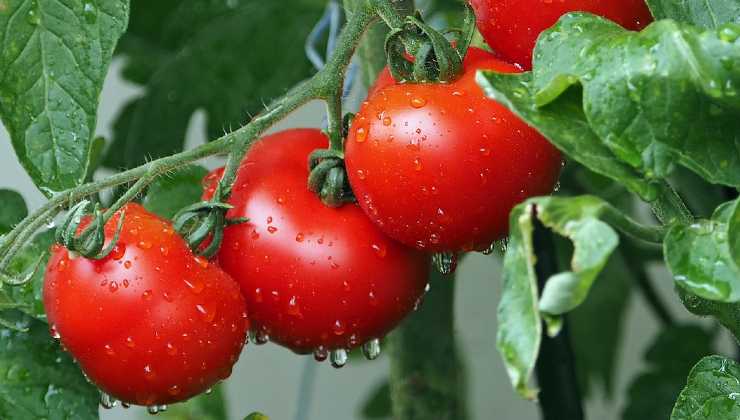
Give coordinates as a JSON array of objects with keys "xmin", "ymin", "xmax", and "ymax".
[
  {"xmin": 43, "ymin": 203, "xmax": 248, "ymax": 406},
  {"xmin": 469, "ymin": 0, "xmax": 653, "ymax": 69},
  {"xmin": 345, "ymin": 47, "xmax": 562, "ymax": 253},
  {"xmin": 204, "ymin": 129, "xmax": 429, "ymax": 354}
]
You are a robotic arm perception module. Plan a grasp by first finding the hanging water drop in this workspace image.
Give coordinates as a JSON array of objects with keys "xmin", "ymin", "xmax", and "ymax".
[
  {"xmin": 481, "ymin": 242, "xmax": 496, "ymax": 255},
  {"xmin": 432, "ymin": 252, "xmax": 457, "ymax": 275},
  {"xmin": 330, "ymin": 348, "xmax": 348, "ymax": 368},
  {"xmin": 252, "ymin": 330, "xmax": 269, "ymax": 345},
  {"xmin": 313, "ymin": 345, "xmax": 329, "ymax": 362},
  {"xmin": 362, "ymin": 338, "xmax": 381, "ymax": 360},
  {"xmin": 99, "ymin": 392, "xmax": 117, "ymax": 409}
]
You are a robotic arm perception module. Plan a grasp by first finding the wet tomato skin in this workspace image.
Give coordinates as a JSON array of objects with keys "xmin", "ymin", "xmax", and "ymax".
[
  {"xmin": 204, "ymin": 129, "xmax": 429, "ymax": 353},
  {"xmin": 345, "ymin": 47, "xmax": 562, "ymax": 253},
  {"xmin": 43, "ymin": 203, "xmax": 248, "ymax": 405},
  {"xmin": 469, "ymin": 0, "xmax": 653, "ymax": 70}
]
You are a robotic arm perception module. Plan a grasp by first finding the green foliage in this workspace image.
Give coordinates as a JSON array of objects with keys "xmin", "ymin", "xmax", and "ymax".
[
  {"xmin": 0, "ymin": 0, "xmax": 129, "ymax": 195},
  {"xmin": 496, "ymin": 195, "xmax": 627, "ymax": 398},
  {"xmin": 0, "ymin": 312, "xmax": 98, "ymax": 420},
  {"xmin": 360, "ymin": 379, "xmax": 392, "ymax": 419},
  {"xmin": 142, "ymin": 165, "xmax": 209, "ymax": 219},
  {"xmin": 671, "ymin": 355, "xmax": 740, "ymax": 420},
  {"xmin": 104, "ymin": 0, "xmax": 325, "ymax": 170},
  {"xmin": 478, "ymin": 14, "xmax": 740, "ymax": 200},
  {"xmin": 1, "ymin": 230, "xmax": 54, "ymax": 321},
  {"xmin": 647, "ymin": 0, "xmax": 740, "ymax": 29},
  {"xmin": 0, "ymin": 189, "xmax": 28, "ymax": 235},
  {"xmin": 623, "ymin": 325, "xmax": 715, "ymax": 420},
  {"xmin": 665, "ymin": 199, "xmax": 740, "ymax": 302}
]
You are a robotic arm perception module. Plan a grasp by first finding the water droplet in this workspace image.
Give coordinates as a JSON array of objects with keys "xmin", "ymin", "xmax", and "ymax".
[
  {"xmin": 205, "ymin": 388, "xmax": 213, "ymax": 395},
  {"xmin": 104, "ymin": 344, "xmax": 115, "ymax": 356},
  {"xmin": 362, "ymin": 339, "xmax": 381, "ymax": 360},
  {"xmin": 314, "ymin": 346, "xmax": 329, "ymax": 362},
  {"xmin": 143, "ymin": 364, "xmax": 156, "ymax": 381},
  {"xmin": 413, "ymin": 158, "xmax": 423, "ymax": 171},
  {"xmin": 142, "ymin": 290, "xmax": 153, "ymax": 301},
  {"xmin": 125, "ymin": 336, "xmax": 135, "ymax": 348},
  {"xmin": 252, "ymin": 330, "xmax": 270, "ymax": 345},
  {"xmin": 167, "ymin": 385, "xmax": 181, "ymax": 396},
  {"xmin": 295, "ymin": 233, "xmax": 305, "ymax": 242},
  {"xmin": 123, "ymin": 261, "xmax": 132, "ymax": 269},
  {"xmin": 330, "ymin": 349, "xmax": 348, "ymax": 368},
  {"xmin": 26, "ymin": 3, "xmax": 40, "ymax": 25},
  {"xmin": 137, "ymin": 240, "xmax": 152, "ymax": 250},
  {"xmin": 184, "ymin": 278, "xmax": 205, "ymax": 294},
  {"xmin": 382, "ymin": 116, "xmax": 393, "ymax": 126},
  {"xmin": 109, "ymin": 281, "xmax": 119, "ymax": 293},
  {"xmin": 100, "ymin": 392, "xmax": 117, "ymax": 409},
  {"xmin": 195, "ymin": 304, "xmax": 216, "ymax": 323},
  {"xmin": 433, "ymin": 252, "xmax": 458, "ymax": 274},
  {"xmin": 267, "ymin": 226, "xmax": 278, "ymax": 234},
  {"xmin": 49, "ymin": 324, "xmax": 60, "ymax": 339},
  {"xmin": 410, "ymin": 97, "xmax": 427, "ymax": 108},
  {"xmin": 356, "ymin": 169, "xmax": 367, "ymax": 180},
  {"xmin": 287, "ymin": 296, "xmax": 302, "ymax": 317},
  {"xmin": 356, "ymin": 127, "xmax": 367, "ymax": 143},
  {"xmin": 333, "ymin": 320, "xmax": 345, "ymax": 336},
  {"xmin": 110, "ymin": 244, "xmax": 126, "ymax": 260},
  {"xmin": 194, "ymin": 256, "xmax": 209, "ymax": 268},
  {"xmin": 82, "ymin": 1, "xmax": 97, "ymax": 24},
  {"xmin": 481, "ymin": 242, "xmax": 497, "ymax": 255}
]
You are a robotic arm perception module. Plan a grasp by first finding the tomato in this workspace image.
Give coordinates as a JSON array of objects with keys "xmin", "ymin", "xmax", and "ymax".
[
  {"xmin": 345, "ymin": 47, "xmax": 562, "ymax": 253},
  {"xmin": 204, "ymin": 129, "xmax": 429, "ymax": 355},
  {"xmin": 469, "ymin": 0, "xmax": 653, "ymax": 69},
  {"xmin": 43, "ymin": 203, "xmax": 248, "ymax": 406}
]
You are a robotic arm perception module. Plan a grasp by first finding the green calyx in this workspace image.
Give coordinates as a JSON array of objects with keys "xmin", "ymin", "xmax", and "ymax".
[
  {"xmin": 307, "ymin": 148, "xmax": 356, "ymax": 208},
  {"xmin": 173, "ymin": 183, "xmax": 247, "ymax": 258},
  {"xmin": 384, "ymin": 5, "xmax": 475, "ymax": 83},
  {"xmin": 55, "ymin": 200, "xmax": 125, "ymax": 260}
]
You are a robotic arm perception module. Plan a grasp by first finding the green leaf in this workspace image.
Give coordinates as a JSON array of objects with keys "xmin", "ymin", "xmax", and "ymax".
[
  {"xmin": 671, "ymin": 355, "xmax": 740, "ymax": 420},
  {"xmin": 623, "ymin": 325, "xmax": 715, "ymax": 420},
  {"xmin": 497, "ymin": 195, "xmax": 623, "ymax": 398},
  {"xmin": 360, "ymin": 379, "xmax": 391, "ymax": 419},
  {"xmin": 155, "ymin": 383, "xmax": 226, "ymax": 420},
  {"xmin": 2, "ymin": 230, "xmax": 55, "ymax": 321},
  {"xmin": 647, "ymin": 0, "xmax": 740, "ymax": 29},
  {"xmin": 478, "ymin": 14, "xmax": 740, "ymax": 194},
  {"xmin": 244, "ymin": 413, "xmax": 269, "ymax": 420},
  {"xmin": 665, "ymin": 198, "xmax": 740, "ymax": 302},
  {"xmin": 0, "ymin": 0, "xmax": 129, "ymax": 195},
  {"xmin": 0, "ymin": 312, "xmax": 99, "ymax": 420},
  {"xmin": 142, "ymin": 165, "xmax": 209, "ymax": 219},
  {"xmin": 569, "ymin": 249, "xmax": 632, "ymax": 398},
  {"xmin": 0, "ymin": 189, "xmax": 27, "ymax": 235},
  {"xmin": 104, "ymin": 0, "xmax": 323, "ymax": 170}
]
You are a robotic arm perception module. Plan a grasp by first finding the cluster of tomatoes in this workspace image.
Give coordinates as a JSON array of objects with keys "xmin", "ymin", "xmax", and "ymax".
[{"xmin": 41, "ymin": 0, "xmax": 651, "ymax": 410}]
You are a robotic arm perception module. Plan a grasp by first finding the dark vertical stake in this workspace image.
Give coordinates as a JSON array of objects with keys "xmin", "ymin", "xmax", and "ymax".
[{"xmin": 533, "ymin": 224, "xmax": 585, "ymax": 420}]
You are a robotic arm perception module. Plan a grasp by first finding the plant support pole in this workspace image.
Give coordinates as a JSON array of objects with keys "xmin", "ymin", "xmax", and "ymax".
[
  {"xmin": 388, "ymin": 268, "xmax": 469, "ymax": 420},
  {"xmin": 533, "ymin": 225, "xmax": 584, "ymax": 420}
]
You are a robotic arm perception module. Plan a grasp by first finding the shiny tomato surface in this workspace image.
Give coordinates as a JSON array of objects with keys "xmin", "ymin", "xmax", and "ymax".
[
  {"xmin": 44, "ymin": 203, "xmax": 248, "ymax": 405},
  {"xmin": 206, "ymin": 129, "xmax": 429, "ymax": 353},
  {"xmin": 345, "ymin": 48, "xmax": 562, "ymax": 253}
]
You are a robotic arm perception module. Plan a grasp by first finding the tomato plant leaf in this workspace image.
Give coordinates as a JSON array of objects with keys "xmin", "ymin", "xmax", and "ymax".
[
  {"xmin": 671, "ymin": 355, "xmax": 740, "ymax": 419},
  {"xmin": 103, "ymin": 0, "xmax": 323, "ymax": 170},
  {"xmin": 569, "ymin": 248, "xmax": 632, "ymax": 398},
  {"xmin": 623, "ymin": 325, "xmax": 715, "ymax": 420},
  {"xmin": 0, "ymin": 0, "xmax": 129, "ymax": 195},
  {"xmin": 143, "ymin": 165, "xmax": 209, "ymax": 220},
  {"xmin": 478, "ymin": 14, "xmax": 740, "ymax": 194},
  {"xmin": 498, "ymin": 195, "xmax": 629, "ymax": 398},
  {"xmin": 360, "ymin": 379, "xmax": 391, "ymax": 419},
  {"xmin": 0, "ymin": 312, "xmax": 98, "ymax": 420},
  {"xmin": 647, "ymin": 0, "xmax": 740, "ymax": 29},
  {"xmin": 665, "ymin": 198, "xmax": 740, "ymax": 302},
  {"xmin": 0, "ymin": 189, "xmax": 28, "ymax": 236}
]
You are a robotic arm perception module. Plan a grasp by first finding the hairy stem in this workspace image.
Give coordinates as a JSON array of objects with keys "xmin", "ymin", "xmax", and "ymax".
[{"xmin": 388, "ymin": 268, "xmax": 468, "ymax": 420}]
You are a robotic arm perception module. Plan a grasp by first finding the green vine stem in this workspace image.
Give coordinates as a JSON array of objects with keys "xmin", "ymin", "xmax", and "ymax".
[
  {"xmin": 388, "ymin": 267, "xmax": 469, "ymax": 420},
  {"xmin": 0, "ymin": 0, "xmax": 417, "ymax": 272}
]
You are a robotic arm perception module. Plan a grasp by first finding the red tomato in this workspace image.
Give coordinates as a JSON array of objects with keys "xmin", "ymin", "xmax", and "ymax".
[
  {"xmin": 204, "ymin": 129, "xmax": 429, "ymax": 354},
  {"xmin": 345, "ymin": 47, "xmax": 562, "ymax": 253},
  {"xmin": 43, "ymin": 203, "xmax": 248, "ymax": 406},
  {"xmin": 469, "ymin": 0, "xmax": 653, "ymax": 69}
]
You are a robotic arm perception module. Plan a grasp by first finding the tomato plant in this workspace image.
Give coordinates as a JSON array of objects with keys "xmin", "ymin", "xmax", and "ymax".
[
  {"xmin": 204, "ymin": 129, "xmax": 429, "ymax": 358},
  {"xmin": 469, "ymin": 0, "xmax": 653, "ymax": 69},
  {"xmin": 43, "ymin": 203, "xmax": 248, "ymax": 406},
  {"xmin": 0, "ymin": 0, "xmax": 738, "ymax": 419},
  {"xmin": 346, "ymin": 47, "xmax": 562, "ymax": 253}
]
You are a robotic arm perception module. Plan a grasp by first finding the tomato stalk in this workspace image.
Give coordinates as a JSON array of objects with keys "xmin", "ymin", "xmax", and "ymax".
[
  {"xmin": 388, "ymin": 268, "xmax": 469, "ymax": 420},
  {"xmin": 0, "ymin": 0, "xmax": 415, "ymax": 270}
]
